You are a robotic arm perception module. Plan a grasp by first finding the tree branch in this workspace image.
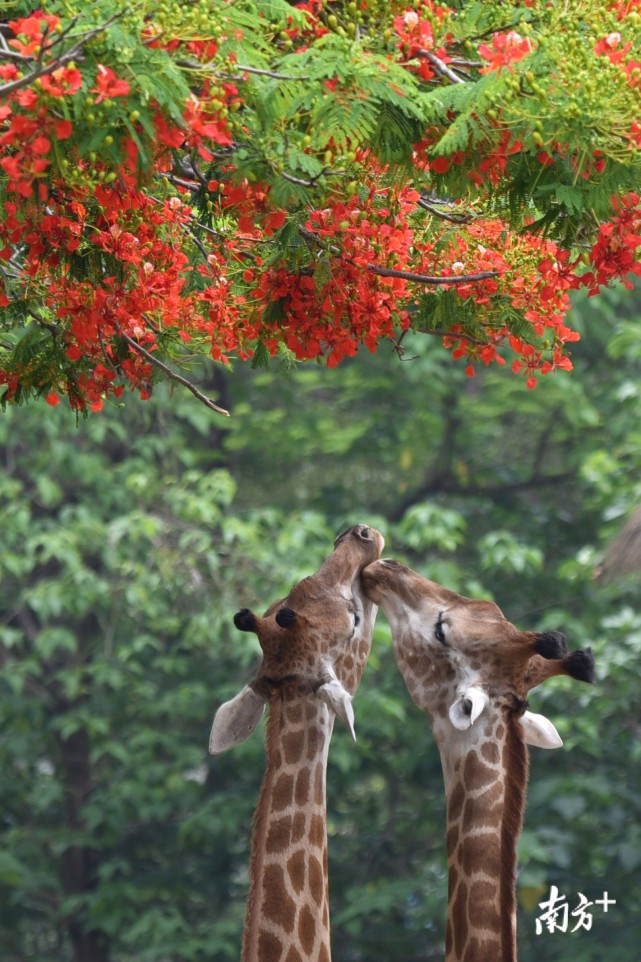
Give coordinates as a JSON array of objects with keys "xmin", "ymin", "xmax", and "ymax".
[
  {"xmin": 417, "ymin": 48, "xmax": 466, "ymax": 84},
  {"xmin": 177, "ymin": 58, "xmax": 309, "ymax": 81},
  {"xmin": 368, "ymin": 264, "xmax": 499, "ymax": 285},
  {"xmin": 299, "ymin": 227, "xmax": 499, "ymax": 287},
  {"xmin": 120, "ymin": 332, "xmax": 230, "ymax": 417},
  {"xmin": 418, "ymin": 196, "xmax": 475, "ymax": 224},
  {"xmin": 0, "ymin": 13, "xmax": 123, "ymax": 97}
]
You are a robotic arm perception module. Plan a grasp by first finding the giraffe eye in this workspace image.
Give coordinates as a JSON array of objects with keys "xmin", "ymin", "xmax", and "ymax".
[{"xmin": 435, "ymin": 616, "xmax": 447, "ymax": 645}]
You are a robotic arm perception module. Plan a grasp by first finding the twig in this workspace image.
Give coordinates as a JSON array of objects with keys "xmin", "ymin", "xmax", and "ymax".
[
  {"xmin": 418, "ymin": 197, "xmax": 474, "ymax": 224},
  {"xmin": 391, "ymin": 329, "xmax": 419, "ymax": 361},
  {"xmin": 449, "ymin": 58, "xmax": 483, "ymax": 68},
  {"xmin": 120, "ymin": 332, "xmax": 230, "ymax": 417},
  {"xmin": 280, "ymin": 165, "xmax": 338, "ymax": 187},
  {"xmin": 426, "ymin": 328, "xmax": 486, "ymax": 345},
  {"xmin": 417, "ymin": 49, "xmax": 466, "ymax": 85},
  {"xmin": 368, "ymin": 264, "xmax": 499, "ymax": 285},
  {"xmin": 177, "ymin": 58, "xmax": 309, "ymax": 81},
  {"xmin": 298, "ymin": 225, "xmax": 341, "ymax": 256},
  {"xmin": 161, "ymin": 173, "xmax": 200, "ymax": 191}
]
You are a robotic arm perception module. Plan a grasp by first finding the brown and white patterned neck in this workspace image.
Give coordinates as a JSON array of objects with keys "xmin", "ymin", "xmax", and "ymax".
[
  {"xmin": 210, "ymin": 525, "xmax": 385, "ymax": 962},
  {"xmin": 440, "ymin": 703, "xmax": 526, "ymax": 962},
  {"xmin": 243, "ymin": 693, "xmax": 333, "ymax": 962},
  {"xmin": 362, "ymin": 558, "xmax": 595, "ymax": 962}
]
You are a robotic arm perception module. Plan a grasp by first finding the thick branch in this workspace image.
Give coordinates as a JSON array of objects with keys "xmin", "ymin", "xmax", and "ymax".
[
  {"xmin": 300, "ymin": 228, "xmax": 498, "ymax": 286},
  {"xmin": 417, "ymin": 49, "xmax": 466, "ymax": 84},
  {"xmin": 120, "ymin": 332, "xmax": 230, "ymax": 417},
  {"xmin": 368, "ymin": 264, "xmax": 499, "ymax": 285}
]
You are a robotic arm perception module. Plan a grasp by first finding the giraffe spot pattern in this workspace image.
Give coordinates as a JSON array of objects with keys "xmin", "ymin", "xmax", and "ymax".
[
  {"xmin": 307, "ymin": 727, "xmax": 323, "ymax": 761},
  {"xmin": 298, "ymin": 904, "xmax": 317, "ymax": 955},
  {"xmin": 308, "ymin": 855, "xmax": 325, "ymax": 905},
  {"xmin": 287, "ymin": 849, "xmax": 306, "ymax": 894},
  {"xmin": 451, "ymin": 878, "xmax": 468, "ymax": 960},
  {"xmin": 462, "ymin": 796, "xmax": 503, "ymax": 836},
  {"xmin": 467, "ymin": 879, "xmax": 498, "ymax": 929},
  {"xmin": 309, "ymin": 813, "xmax": 326, "ymax": 849},
  {"xmin": 312, "ymin": 762, "xmax": 325, "ymax": 804},
  {"xmin": 318, "ymin": 943, "xmax": 331, "ymax": 962},
  {"xmin": 295, "ymin": 767, "xmax": 310, "ymax": 806},
  {"xmin": 292, "ymin": 812, "xmax": 306, "ymax": 843},
  {"xmin": 448, "ymin": 781, "xmax": 465, "ymax": 822},
  {"xmin": 447, "ymin": 823, "xmax": 459, "ymax": 855},
  {"xmin": 284, "ymin": 946, "xmax": 304, "ymax": 962},
  {"xmin": 462, "ymin": 933, "xmax": 501, "ymax": 962},
  {"xmin": 480, "ymin": 740, "xmax": 500, "ymax": 765},
  {"xmin": 262, "ymin": 864, "xmax": 296, "ymax": 933},
  {"xmin": 272, "ymin": 773, "xmax": 295, "ymax": 811},
  {"xmin": 283, "ymin": 731, "xmax": 305, "ymax": 765},
  {"xmin": 287, "ymin": 703, "xmax": 304, "ymax": 724},
  {"xmin": 266, "ymin": 815, "xmax": 293, "ymax": 854},
  {"xmin": 257, "ymin": 930, "xmax": 283, "ymax": 959},
  {"xmin": 463, "ymin": 751, "xmax": 496, "ymax": 791}
]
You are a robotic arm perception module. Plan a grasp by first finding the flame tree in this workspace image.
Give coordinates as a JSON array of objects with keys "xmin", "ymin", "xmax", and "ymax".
[{"xmin": 1, "ymin": 0, "xmax": 641, "ymax": 414}]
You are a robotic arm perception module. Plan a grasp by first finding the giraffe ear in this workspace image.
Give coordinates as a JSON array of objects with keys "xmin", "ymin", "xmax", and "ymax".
[
  {"xmin": 449, "ymin": 686, "xmax": 489, "ymax": 731},
  {"xmin": 317, "ymin": 680, "xmax": 356, "ymax": 740},
  {"xmin": 208, "ymin": 686, "xmax": 266, "ymax": 755},
  {"xmin": 520, "ymin": 710, "xmax": 563, "ymax": 749}
]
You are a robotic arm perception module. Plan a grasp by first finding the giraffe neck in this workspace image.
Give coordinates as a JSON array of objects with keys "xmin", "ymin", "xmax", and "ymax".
[
  {"xmin": 438, "ymin": 712, "xmax": 528, "ymax": 962},
  {"xmin": 243, "ymin": 690, "xmax": 333, "ymax": 962}
]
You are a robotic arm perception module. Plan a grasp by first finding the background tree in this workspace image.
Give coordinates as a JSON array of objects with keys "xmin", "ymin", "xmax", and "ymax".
[
  {"xmin": 1, "ymin": 0, "xmax": 641, "ymax": 413},
  {"xmin": 1, "ymin": 281, "xmax": 640, "ymax": 962}
]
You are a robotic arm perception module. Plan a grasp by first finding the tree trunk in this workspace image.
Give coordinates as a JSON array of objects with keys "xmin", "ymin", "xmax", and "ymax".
[{"xmin": 57, "ymin": 726, "xmax": 110, "ymax": 962}]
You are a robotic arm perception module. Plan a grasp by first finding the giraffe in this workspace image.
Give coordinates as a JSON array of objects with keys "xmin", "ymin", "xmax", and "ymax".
[
  {"xmin": 209, "ymin": 524, "xmax": 384, "ymax": 962},
  {"xmin": 362, "ymin": 558, "xmax": 595, "ymax": 962}
]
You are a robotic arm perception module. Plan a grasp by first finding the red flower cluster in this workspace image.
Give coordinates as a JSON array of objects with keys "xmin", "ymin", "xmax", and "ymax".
[
  {"xmin": 583, "ymin": 192, "xmax": 641, "ymax": 292},
  {"xmin": 393, "ymin": 4, "xmax": 453, "ymax": 80},
  {"xmin": 1, "ymin": 5, "xmax": 641, "ymax": 411}
]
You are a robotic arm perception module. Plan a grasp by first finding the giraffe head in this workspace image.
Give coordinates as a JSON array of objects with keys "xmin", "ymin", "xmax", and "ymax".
[
  {"xmin": 209, "ymin": 524, "xmax": 385, "ymax": 754},
  {"xmin": 362, "ymin": 559, "xmax": 595, "ymax": 750}
]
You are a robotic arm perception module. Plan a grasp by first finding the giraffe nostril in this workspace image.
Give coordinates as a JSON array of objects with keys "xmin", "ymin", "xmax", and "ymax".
[{"xmin": 358, "ymin": 525, "xmax": 371, "ymax": 540}]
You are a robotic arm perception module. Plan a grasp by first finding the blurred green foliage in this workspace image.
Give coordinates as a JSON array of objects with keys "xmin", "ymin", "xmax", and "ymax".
[{"xmin": 1, "ymin": 285, "xmax": 640, "ymax": 961}]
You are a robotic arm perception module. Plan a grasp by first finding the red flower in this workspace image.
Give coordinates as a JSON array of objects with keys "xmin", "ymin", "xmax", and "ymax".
[
  {"xmin": 479, "ymin": 31, "xmax": 534, "ymax": 73},
  {"xmin": 91, "ymin": 65, "xmax": 131, "ymax": 104},
  {"xmin": 41, "ymin": 65, "xmax": 83, "ymax": 97}
]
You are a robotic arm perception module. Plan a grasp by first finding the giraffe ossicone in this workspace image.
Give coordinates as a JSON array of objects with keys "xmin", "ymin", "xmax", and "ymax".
[
  {"xmin": 210, "ymin": 524, "xmax": 384, "ymax": 962},
  {"xmin": 362, "ymin": 557, "xmax": 594, "ymax": 962}
]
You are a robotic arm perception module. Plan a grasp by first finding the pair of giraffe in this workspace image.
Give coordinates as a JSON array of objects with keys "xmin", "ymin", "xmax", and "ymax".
[{"xmin": 210, "ymin": 524, "xmax": 594, "ymax": 962}]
